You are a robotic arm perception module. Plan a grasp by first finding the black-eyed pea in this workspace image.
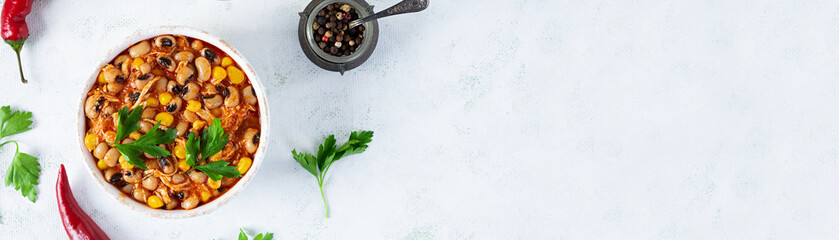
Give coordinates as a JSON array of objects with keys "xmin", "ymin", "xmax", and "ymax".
[
  {"xmin": 102, "ymin": 65, "xmax": 122, "ymax": 83},
  {"xmin": 203, "ymin": 94, "xmax": 223, "ymax": 109},
  {"xmin": 194, "ymin": 57, "xmax": 211, "ymax": 82},
  {"xmin": 183, "ymin": 82, "xmax": 199, "ymax": 100},
  {"xmin": 93, "ymin": 142, "xmax": 109, "ymax": 159},
  {"xmin": 101, "ymin": 105, "xmax": 115, "ymax": 116},
  {"xmin": 183, "ymin": 110, "xmax": 199, "ymax": 122},
  {"xmin": 189, "ymin": 171, "xmax": 207, "ymax": 183},
  {"xmin": 104, "ymin": 148, "xmax": 120, "ymax": 167},
  {"xmin": 181, "ymin": 193, "xmax": 199, "ymax": 210},
  {"xmin": 191, "ymin": 39, "xmax": 204, "ymax": 51},
  {"xmin": 114, "ymin": 54, "xmax": 130, "ymax": 68},
  {"xmin": 135, "ymin": 74, "xmax": 152, "ymax": 89},
  {"xmin": 142, "ymin": 176, "xmax": 159, "ymax": 190},
  {"xmin": 175, "ymin": 61, "xmax": 194, "ymax": 85},
  {"xmin": 128, "ymin": 41, "xmax": 151, "ymax": 58},
  {"xmin": 224, "ymin": 86, "xmax": 240, "ymax": 107},
  {"xmin": 199, "ymin": 48, "xmax": 220, "ymax": 64},
  {"xmin": 107, "ymin": 82, "xmax": 124, "ymax": 93},
  {"xmin": 171, "ymin": 173, "xmax": 187, "ymax": 184},
  {"xmin": 133, "ymin": 188, "xmax": 150, "ymax": 202},
  {"xmin": 84, "ymin": 95, "xmax": 103, "ymax": 119},
  {"xmin": 154, "ymin": 35, "xmax": 176, "ymax": 48},
  {"xmin": 154, "ymin": 77, "xmax": 169, "ymax": 92},
  {"xmin": 142, "ymin": 108, "xmax": 156, "ymax": 119},
  {"xmin": 139, "ymin": 62, "xmax": 152, "ymax": 74},
  {"xmin": 243, "ymin": 128, "xmax": 260, "ymax": 154},
  {"xmin": 242, "ymin": 86, "xmax": 257, "ymax": 105},
  {"xmin": 175, "ymin": 121, "xmax": 189, "ymax": 137},
  {"xmin": 174, "ymin": 51, "xmax": 194, "ymax": 62},
  {"xmin": 139, "ymin": 121, "xmax": 153, "ymax": 133},
  {"xmin": 157, "ymin": 56, "xmax": 176, "ymax": 72},
  {"xmin": 121, "ymin": 184, "xmax": 134, "ymax": 194}
]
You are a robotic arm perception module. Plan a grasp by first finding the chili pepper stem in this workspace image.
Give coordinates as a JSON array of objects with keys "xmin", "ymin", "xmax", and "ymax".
[
  {"xmin": 13, "ymin": 48, "xmax": 24, "ymax": 83},
  {"xmin": 4, "ymin": 38, "xmax": 26, "ymax": 83}
]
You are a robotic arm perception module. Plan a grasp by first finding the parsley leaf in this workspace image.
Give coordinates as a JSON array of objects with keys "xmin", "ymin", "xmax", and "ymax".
[
  {"xmin": 111, "ymin": 122, "xmax": 177, "ymax": 169},
  {"xmin": 238, "ymin": 229, "xmax": 273, "ymax": 240},
  {"xmin": 3, "ymin": 142, "xmax": 39, "ymax": 202},
  {"xmin": 200, "ymin": 118, "xmax": 228, "ymax": 161},
  {"xmin": 0, "ymin": 106, "xmax": 32, "ymax": 138},
  {"xmin": 113, "ymin": 105, "xmax": 143, "ymax": 143},
  {"xmin": 292, "ymin": 150, "xmax": 318, "ymax": 176},
  {"xmin": 185, "ymin": 132, "xmax": 200, "ymax": 167},
  {"xmin": 193, "ymin": 160, "xmax": 241, "ymax": 181},
  {"xmin": 291, "ymin": 130, "xmax": 373, "ymax": 217},
  {"xmin": 0, "ymin": 106, "xmax": 39, "ymax": 203}
]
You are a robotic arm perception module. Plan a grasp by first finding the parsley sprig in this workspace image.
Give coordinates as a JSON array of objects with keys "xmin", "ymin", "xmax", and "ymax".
[
  {"xmin": 238, "ymin": 228, "xmax": 273, "ymax": 240},
  {"xmin": 184, "ymin": 118, "xmax": 240, "ymax": 181},
  {"xmin": 0, "ymin": 106, "xmax": 39, "ymax": 202},
  {"xmin": 110, "ymin": 106, "xmax": 177, "ymax": 169},
  {"xmin": 292, "ymin": 130, "xmax": 373, "ymax": 217}
]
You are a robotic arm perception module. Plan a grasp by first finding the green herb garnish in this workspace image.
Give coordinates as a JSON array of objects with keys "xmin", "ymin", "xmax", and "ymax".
[
  {"xmin": 238, "ymin": 228, "xmax": 273, "ymax": 240},
  {"xmin": 292, "ymin": 130, "xmax": 373, "ymax": 217},
  {"xmin": 0, "ymin": 106, "xmax": 39, "ymax": 202},
  {"xmin": 109, "ymin": 106, "xmax": 177, "ymax": 169},
  {"xmin": 193, "ymin": 159, "xmax": 241, "ymax": 181},
  {"xmin": 183, "ymin": 118, "xmax": 239, "ymax": 181},
  {"xmin": 113, "ymin": 104, "xmax": 143, "ymax": 143}
]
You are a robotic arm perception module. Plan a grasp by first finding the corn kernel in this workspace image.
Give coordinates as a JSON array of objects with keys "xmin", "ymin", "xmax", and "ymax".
[
  {"xmin": 159, "ymin": 92, "xmax": 173, "ymax": 105},
  {"xmin": 147, "ymin": 195, "xmax": 164, "ymax": 209},
  {"xmin": 212, "ymin": 66, "xmax": 227, "ymax": 81},
  {"xmin": 200, "ymin": 190, "xmax": 212, "ymax": 202},
  {"xmin": 131, "ymin": 58, "xmax": 144, "ymax": 70},
  {"xmin": 221, "ymin": 57, "xmax": 233, "ymax": 67},
  {"xmin": 227, "ymin": 66, "xmax": 244, "ymax": 84},
  {"xmin": 97, "ymin": 71, "xmax": 107, "ymax": 83},
  {"xmin": 174, "ymin": 145, "xmax": 186, "ymax": 159},
  {"xmin": 186, "ymin": 100, "xmax": 202, "ymax": 112},
  {"xmin": 236, "ymin": 157, "xmax": 252, "ymax": 175},
  {"xmin": 96, "ymin": 160, "xmax": 108, "ymax": 170},
  {"xmin": 192, "ymin": 120, "xmax": 206, "ymax": 131},
  {"xmin": 129, "ymin": 131, "xmax": 142, "ymax": 140},
  {"xmin": 145, "ymin": 97, "xmax": 159, "ymax": 107},
  {"xmin": 119, "ymin": 155, "xmax": 134, "ymax": 170},
  {"xmin": 84, "ymin": 134, "xmax": 99, "ymax": 150},
  {"xmin": 178, "ymin": 159, "xmax": 190, "ymax": 172},
  {"xmin": 155, "ymin": 112, "xmax": 174, "ymax": 127},
  {"xmin": 208, "ymin": 178, "xmax": 221, "ymax": 189}
]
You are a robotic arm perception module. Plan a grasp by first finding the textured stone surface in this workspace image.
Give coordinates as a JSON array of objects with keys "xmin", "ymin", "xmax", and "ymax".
[{"xmin": 0, "ymin": 0, "xmax": 838, "ymax": 239}]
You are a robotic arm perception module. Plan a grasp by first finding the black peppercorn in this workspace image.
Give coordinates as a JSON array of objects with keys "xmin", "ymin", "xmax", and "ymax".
[{"xmin": 313, "ymin": 2, "xmax": 365, "ymax": 57}]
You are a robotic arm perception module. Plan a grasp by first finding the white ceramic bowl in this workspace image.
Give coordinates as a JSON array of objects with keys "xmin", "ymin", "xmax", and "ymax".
[{"xmin": 76, "ymin": 26, "xmax": 269, "ymax": 218}]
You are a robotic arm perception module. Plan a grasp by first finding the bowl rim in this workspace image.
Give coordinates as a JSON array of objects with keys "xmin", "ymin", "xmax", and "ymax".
[{"xmin": 76, "ymin": 26, "xmax": 270, "ymax": 218}]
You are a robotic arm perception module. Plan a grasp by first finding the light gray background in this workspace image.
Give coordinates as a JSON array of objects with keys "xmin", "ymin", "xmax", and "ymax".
[{"xmin": 0, "ymin": 0, "xmax": 837, "ymax": 239}]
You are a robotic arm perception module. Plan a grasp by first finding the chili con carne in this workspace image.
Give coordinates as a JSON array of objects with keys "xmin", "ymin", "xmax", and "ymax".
[
  {"xmin": 57, "ymin": 164, "xmax": 111, "ymax": 240},
  {"xmin": 1, "ymin": 0, "xmax": 32, "ymax": 84}
]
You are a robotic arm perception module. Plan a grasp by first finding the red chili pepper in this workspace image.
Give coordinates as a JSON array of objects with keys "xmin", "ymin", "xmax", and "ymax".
[
  {"xmin": 1, "ymin": 0, "xmax": 32, "ymax": 84},
  {"xmin": 57, "ymin": 164, "xmax": 111, "ymax": 240}
]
